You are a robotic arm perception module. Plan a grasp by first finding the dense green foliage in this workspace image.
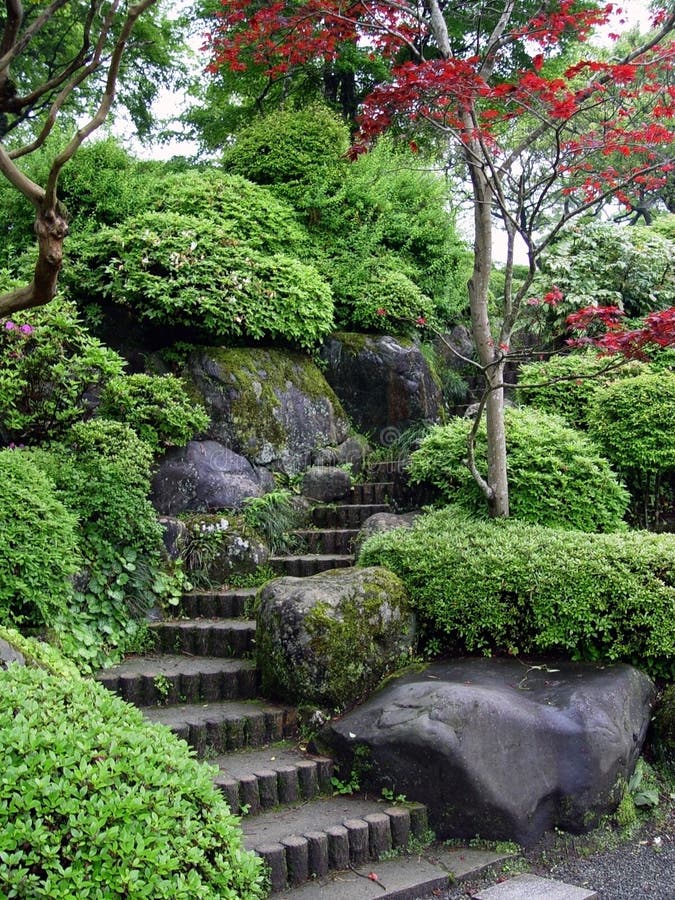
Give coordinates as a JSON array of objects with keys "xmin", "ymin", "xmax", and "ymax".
[
  {"xmin": 64, "ymin": 211, "xmax": 334, "ymax": 351},
  {"xmin": 408, "ymin": 407, "xmax": 629, "ymax": 532},
  {"xmin": 223, "ymin": 104, "xmax": 349, "ymax": 201},
  {"xmin": 27, "ymin": 421, "xmax": 180, "ymax": 670},
  {"xmin": 0, "ymin": 666, "xmax": 267, "ymax": 899},
  {"xmin": 516, "ymin": 352, "xmax": 647, "ymax": 429},
  {"xmin": 588, "ymin": 372, "xmax": 675, "ymax": 529},
  {"xmin": 358, "ymin": 507, "xmax": 675, "ymax": 680},
  {"xmin": 0, "ymin": 626, "xmax": 80, "ymax": 678},
  {"xmin": 535, "ymin": 222, "xmax": 675, "ymax": 320},
  {"xmin": 147, "ymin": 170, "xmax": 311, "ymax": 258},
  {"xmin": 0, "ymin": 451, "xmax": 78, "ymax": 629},
  {"xmin": 98, "ymin": 374, "xmax": 209, "ymax": 451},
  {"xmin": 0, "ymin": 301, "xmax": 124, "ymax": 445}
]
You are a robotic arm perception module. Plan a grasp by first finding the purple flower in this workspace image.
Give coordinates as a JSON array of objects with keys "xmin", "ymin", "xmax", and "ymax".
[
  {"xmin": 4, "ymin": 320, "xmax": 16, "ymax": 330},
  {"xmin": 19, "ymin": 324, "xmax": 33, "ymax": 335}
]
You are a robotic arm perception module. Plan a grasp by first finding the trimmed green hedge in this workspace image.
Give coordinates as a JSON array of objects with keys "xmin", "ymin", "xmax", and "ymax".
[
  {"xmin": 358, "ymin": 507, "xmax": 675, "ymax": 680},
  {"xmin": 0, "ymin": 666, "xmax": 266, "ymax": 899},
  {"xmin": 408, "ymin": 406, "xmax": 629, "ymax": 532}
]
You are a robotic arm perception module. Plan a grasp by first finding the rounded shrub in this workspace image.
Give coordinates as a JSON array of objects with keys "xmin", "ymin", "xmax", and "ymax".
[
  {"xmin": 147, "ymin": 169, "xmax": 311, "ymax": 257},
  {"xmin": 516, "ymin": 351, "xmax": 647, "ymax": 430},
  {"xmin": 0, "ymin": 666, "xmax": 267, "ymax": 899},
  {"xmin": 98, "ymin": 373, "xmax": 209, "ymax": 451},
  {"xmin": 64, "ymin": 212, "xmax": 334, "ymax": 351},
  {"xmin": 346, "ymin": 265, "xmax": 436, "ymax": 333},
  {"xmin": 588, "ymin": 371, "xmax": 675, "ymax": 529},
  {"xmin": 223, "ymin": 103, "xmax": 349, "ymax": 188},
  {"xmin": 358, "ymin": 506, "xmax": 675, "ymax": 680},
  {"xmin": 0, "ymin": 450, "xmax": 78, "ymax": 629},
  {"xmin": 408, "ymin": 406, "xmax": 629, "ymax": 532}
]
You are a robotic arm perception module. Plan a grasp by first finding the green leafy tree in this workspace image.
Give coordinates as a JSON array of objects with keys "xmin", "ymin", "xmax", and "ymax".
[{"xmin": 0, "ymin": 0, "xmax": 174, "ymax": 318}]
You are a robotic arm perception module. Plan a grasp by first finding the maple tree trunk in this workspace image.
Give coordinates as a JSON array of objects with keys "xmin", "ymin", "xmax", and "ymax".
[
  {"xmin": 0, "ymin": 203, "xmax": 68, "ymax": 316},
  {"xmin": 467, "ymin": 148, "xmax": 509, "ymax": 518}
]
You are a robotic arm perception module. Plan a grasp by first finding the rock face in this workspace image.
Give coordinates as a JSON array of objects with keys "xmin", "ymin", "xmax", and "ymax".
[
  {"xmin": 355, "ymin": 512, "xmax": 419, "ymax": 556},
  {"xmin": 315, "ymin": 658, "xmax": 656, "ymax": 846},
  {"xmin": 256, "ymin": 567, "xmax": 416, "ymax": 710},
  {"xmin": 301, "ymin": 466, "xmax": 352, "ymax": 502},
  {"xmin": 312, "ymin": 435, "xmax": 371, "ymax": 475},
  {"xmin": 320, "ymin": 333, "xmax": 443, "ymax": 442},
  {"xmin": 0, "ymin": 638, "xmax": 25, "ymax": 669},
  {"xmin": 151, "ymin": 440, "xmax": 268, "ymax": 515},
  {"xmin": 182, "ymin": 347, "xmax": 350, "ymax": 473}
]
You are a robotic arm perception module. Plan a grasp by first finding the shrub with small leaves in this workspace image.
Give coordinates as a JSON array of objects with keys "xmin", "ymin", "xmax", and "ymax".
[
  {"xmin": 64, "ymin": 212, "xmax": 334, "ymax": 351},
  {"xmin": 358, "ymin": 506, "xmax": 675, "ymax": 680},
  {"xmin": 0, "ymin": 450, "xmax": 79, "ymax": 629},
  {"xmin": 516, "ymin": 351, "xmax": 647, "ymax": 430},
  {"xmin": 408, "ymin": 406, "xmax": 629, "ymax": 532},
  {"xmin": 0, "ymin": 300, "xmax": 124, "ymax": 445},
  {"xmin": 0, "ymin": 666, "xmax": 267, "ymax": 899},
  {"xmin": 98, "ymin": 373, "xmax": 209, "ymax": 451},
  {"xmin": 27, "ymin": 421, "xmax": 180, "ymax": 670}
]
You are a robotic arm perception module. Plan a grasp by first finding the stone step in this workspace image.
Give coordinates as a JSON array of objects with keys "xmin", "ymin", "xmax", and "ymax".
[
  {"xmin": 181, "ymin": 587, "xmax": 257, "ymax": 619},
  {"xmin": 96, "ymin": 655, "xmax": 258, "ymax": 706},
  {"xmin": 269, "ymin": 554, "xmax": 355, "ymax": 577},
  {"xmin": 291, "ymin": 529, "xmax": 359, "ymax": 555},
  {"xmin": 273, "ymin": 845, "xmax": 512, "ymax": 900},
  {"xmin": 473, "ymin": 874, "xmax": 598, "ymax": 899},
  {"xmin": 312, "ymin": 504, "xmax": 390, "ymax": 529},
  {"xmin": 241, "ymin": 796, "xmax": 429, "ymax": 892},
  {"xmin": 143, "ymin": 700, "xmax": 297, "ymax": 756},
  {"xmin": 150, "ymin": 618, "xmax": 256, "ymax": 657},
  {"xmin": 211, "ymin": 744, "xmax": 334, "ymax": 815},
  {"xmin": 350, "ymin": 483, "xmax": 394, "ymax": 505}
]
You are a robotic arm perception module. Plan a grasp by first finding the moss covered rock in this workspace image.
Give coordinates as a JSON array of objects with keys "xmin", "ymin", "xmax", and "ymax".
[
  {"xmin": 256, "ymin": 566, "xmax": 416, "ymax": 710},
  {"xmin": 183, "ymin": 348, "xmax": 350, "ymax": 474}
]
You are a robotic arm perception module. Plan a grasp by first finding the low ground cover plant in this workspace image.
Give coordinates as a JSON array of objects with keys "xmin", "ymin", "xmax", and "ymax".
[
  {"xmin": 0, "ymin": 665, "xmax": 267, "ymax": 899},
  {"xmin": 358, "ymin": 507, "xmax": 675, "ymax": 680},
  {"xmin": 408, "ymin": 406, "xmax": 629, "ymax": 532}
]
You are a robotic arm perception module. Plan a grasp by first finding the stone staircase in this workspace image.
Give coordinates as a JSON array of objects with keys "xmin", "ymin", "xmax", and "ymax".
[{"xmin": 95, "ymin": 480, "xmax": 452, "ymax": 894}]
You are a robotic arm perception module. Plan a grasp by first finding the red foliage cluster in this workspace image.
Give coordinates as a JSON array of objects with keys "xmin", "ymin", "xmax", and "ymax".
[{"xmin": 567, "ymin": 306, "xmax": 675, "ymax": 357}]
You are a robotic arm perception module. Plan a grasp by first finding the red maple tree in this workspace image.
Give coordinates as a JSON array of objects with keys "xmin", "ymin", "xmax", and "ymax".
[{"xmin": 207, "ymin": 1, "xmax": 675, "ymax": 516}]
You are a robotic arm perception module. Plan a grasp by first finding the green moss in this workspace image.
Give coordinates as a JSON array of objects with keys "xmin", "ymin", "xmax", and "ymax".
[{"xmin": 193, "ymin": 347, "xmax": 347, "ymax": 459}]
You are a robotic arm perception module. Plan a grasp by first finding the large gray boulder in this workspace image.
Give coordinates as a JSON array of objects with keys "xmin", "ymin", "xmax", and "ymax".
[
  {"xmin": 256, "ymin": 567, "xmax": 416, "ymax": 710},
  {"xmin": 182, "ymin": 347, "xmax": 350, "ymax": 474},
  {"xmin": 355, "ymin": 512, "xmax": 419, "ymax": 556},
  {"xmin": 301, "ymin": 466, "xmax": 352, "ymax": 502},
  {"xmin": 0, "ymin": 638, "xmax": 25, "ymax": 669},
  {"xmin": 315, "ymin": 658, "xmax": 656, "ymax": 846},
  {"xmin": 320, "ymin": 333, "xmax": 443, "ymax": 442},
  {"xmin": 151, "ymin": 440, "xmax": 268, "ymax": 515}
]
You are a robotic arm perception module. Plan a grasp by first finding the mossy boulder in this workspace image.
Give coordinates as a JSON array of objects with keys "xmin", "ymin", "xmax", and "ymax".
[
  {"xmin": 256, "ymin": 567, "xmax": 416, "ymax": 710},
  {"xmin": 182, "ymin": 348, "xmax": 350, "ymax": 473},
  {"xmin": 320, "ymin": 333, "xmax": 443, "ymax": 441}
]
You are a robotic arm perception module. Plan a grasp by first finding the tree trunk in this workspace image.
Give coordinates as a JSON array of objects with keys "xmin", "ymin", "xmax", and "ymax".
[
  {"xmin": 466, "ymin": 146, "xmax": 509, "ymax": 518},
  {"xmin": 0, "ymin": 203, "xmax": 68, "ymax": 316}
]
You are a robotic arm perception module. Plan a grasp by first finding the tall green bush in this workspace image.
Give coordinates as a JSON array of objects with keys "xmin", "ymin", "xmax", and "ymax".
[
  {"xmin": 0, "ymin": 666, "xmax": 267, "ymax": 899},
  {"xmin": 64, "ymin": 212, "xmax": 334, "ymax": 351},
  {"xmin": 28, "ymin": 421, "xmax": 180, "ymax": 670},
  {"xmin": 588, "ymin": 371, "xmax": 675, "ymax": 529},
  {"xmin": 0, "ymin": 450, "xmax": 79, "ymax": 629},
  {"xmin": 408, "ymin": 406, "xmax": 629, "ymax": 532},
  {"xmin": 358, "ymin": 507, "xmax": 675, "ymax": 679}
]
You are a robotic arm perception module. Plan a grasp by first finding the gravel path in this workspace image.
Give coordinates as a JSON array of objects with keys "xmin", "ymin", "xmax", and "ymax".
[{"xmin": 419, "ymin": 807, "xmax": 675, "ymax": 900}]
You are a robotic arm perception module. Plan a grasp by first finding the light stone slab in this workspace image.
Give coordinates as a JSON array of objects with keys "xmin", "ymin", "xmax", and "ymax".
[{"xmin": 473, "ymin": 873, "xmax": 598, "ymax": 900}]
